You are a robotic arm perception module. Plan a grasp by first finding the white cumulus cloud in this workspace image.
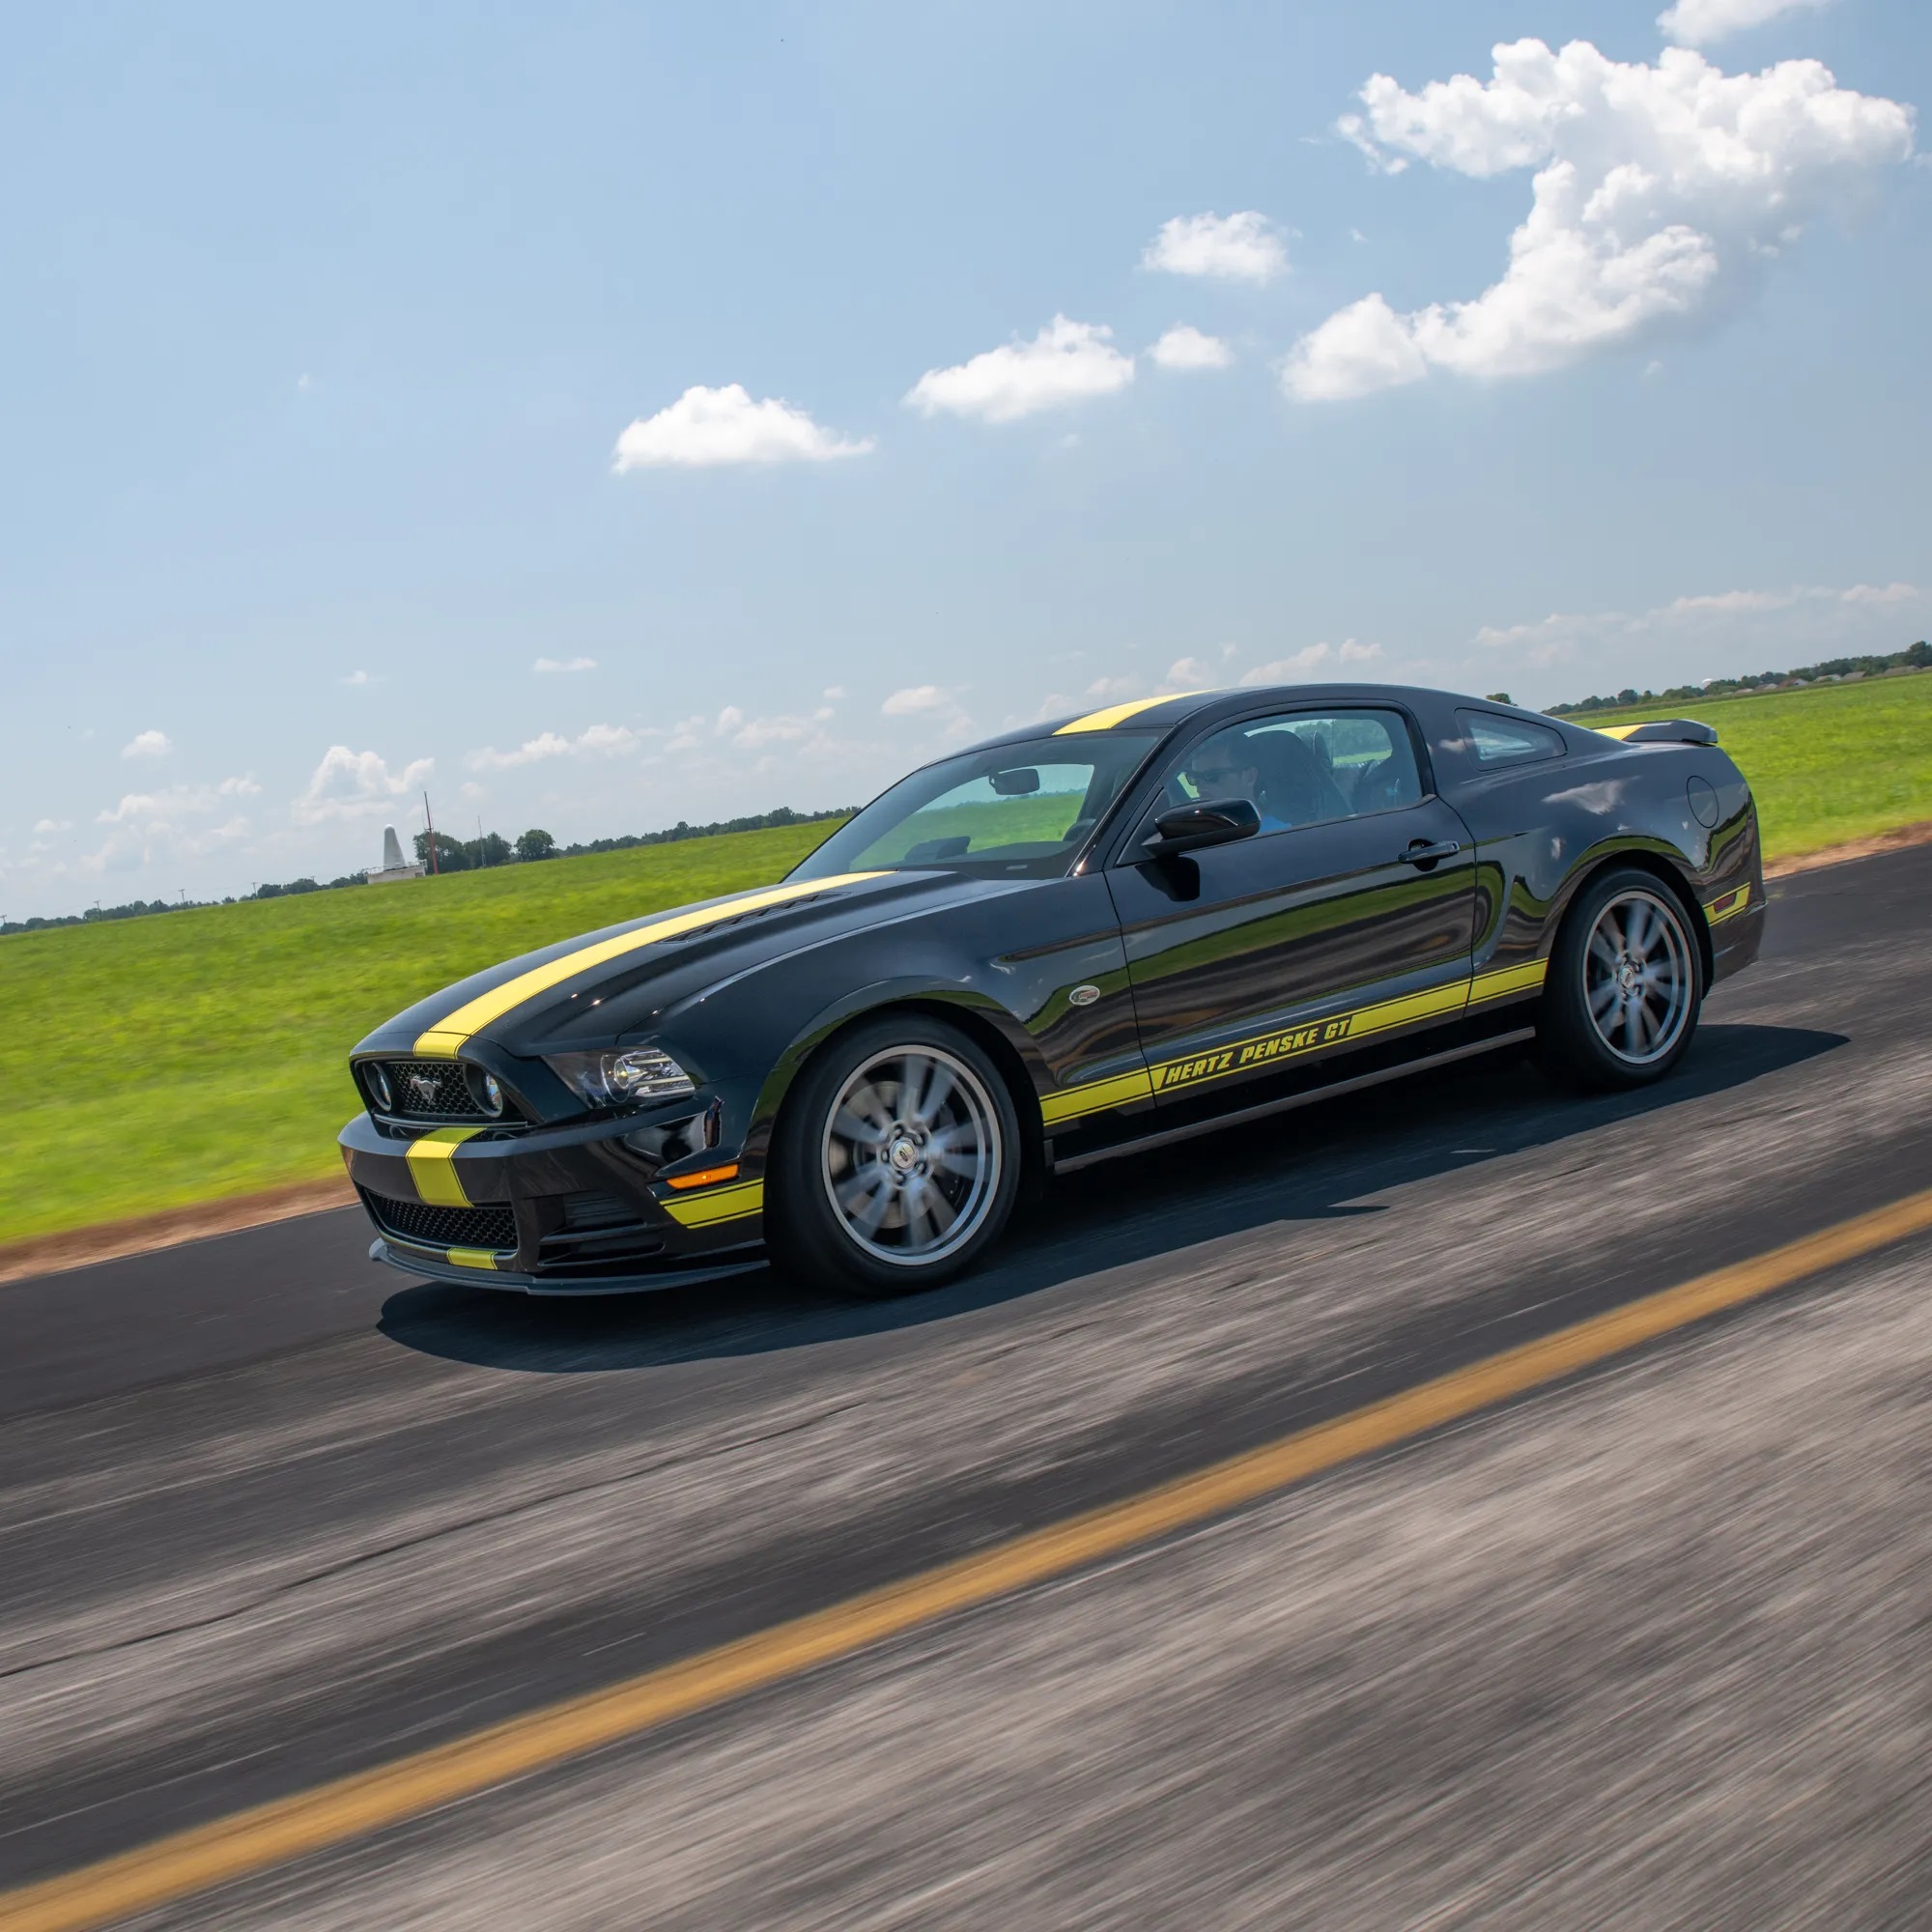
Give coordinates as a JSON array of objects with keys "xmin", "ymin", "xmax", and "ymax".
[
  {"xmin": 881, "ymin": 685, "xmax": 952, "ymax": 716},
  {"xmin": 905, "ymin": 317, "xmax": 1135, "ymax": 424},
  {"xmin": 121, "ymin": 729, "xmax": 171, "ymax": 759},
  {"xmin": 1473, "ymin": 580, "xmax": 1926, "ymax": 687},
  {"xmin": 1143, "ymin": 212, "xmax": 1289, "ymax": 283},
  {"xmin": 293, "ymin": 746, "xmax": 435, "ymax": 825},
  {"xmin": 98, "ymin": 777, "xmax": 258, "ymax": 825},
  {"xmin": 1149, "ymin": 325, "xmax": 1234, "ymax": 371},
  {"xmin": 79, "ymin": 778, "xmax": 259, "ymax": 875},
  {"xmin": 466, "ymin": 724, "xmax": 640, "ymax": 770},
  {"xmin": 1290, "ymin": 39, "xmax": 1913, "ymax": 402},
  {"xmin": 1659, "ymin": 0, "xmax": 1830, "ymax": 48},
  {"xmin": 533, "ymin": 656, "xmax": 597, "ymax": 674},
  {"xmin": 1240, "ymin": 643, "xmax": 1336, "ymax": 684},
  {"xmin": 612, "ymin": 384, "xmax": 873, "ymax": 469}
]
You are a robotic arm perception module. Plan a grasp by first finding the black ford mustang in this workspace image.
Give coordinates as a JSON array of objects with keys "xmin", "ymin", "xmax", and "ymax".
[{"xmin": 341, "ymin": 686, "xmax": 1763, "ymax": 1296}]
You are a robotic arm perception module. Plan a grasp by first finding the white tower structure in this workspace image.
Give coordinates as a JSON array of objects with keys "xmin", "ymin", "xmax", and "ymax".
[{"xmin": 366, "ymin": 822, "xmax": 425, "ymax": 885}]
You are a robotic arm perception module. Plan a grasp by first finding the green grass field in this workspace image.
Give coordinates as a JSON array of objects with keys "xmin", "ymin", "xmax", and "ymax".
[
  {"xmin": 4, "ymin": 670, "xmax": 1928, "ymax": 1248},
  {"xmin": 0, "ymin": 819, "xmax": 843, "ymax": 1245},
  {"xmin": 1577, "ymin": 670, "xmax": 1932, "ymax": 858}
]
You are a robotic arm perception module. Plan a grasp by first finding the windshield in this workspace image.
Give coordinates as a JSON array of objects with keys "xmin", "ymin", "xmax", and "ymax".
[{"xmin": 790, "ymin": 732, "xmax": 1159, "ymax": 881}]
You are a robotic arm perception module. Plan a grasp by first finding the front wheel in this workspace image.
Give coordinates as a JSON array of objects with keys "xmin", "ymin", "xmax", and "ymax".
[
  {"xmin": 768, "ymin": 1015, "xmax": 1022, "ymax": 1297},
  {"xmin": 1538, "ymin": 867, "xmax": 1704, "ymax": 1091}
]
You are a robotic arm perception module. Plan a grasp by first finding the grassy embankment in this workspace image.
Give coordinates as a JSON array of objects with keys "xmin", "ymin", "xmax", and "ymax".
[
  {"xmin": 0, "ymin": 819, "xmax": 841, "ymax": 1246},
  {"xmin": 4, "ymin": 670, "xmax": 1928, "ymax": 1248},
  {"xmin": 1576, "ymin": 670, "xmax": 1932, "ymax": 857}
]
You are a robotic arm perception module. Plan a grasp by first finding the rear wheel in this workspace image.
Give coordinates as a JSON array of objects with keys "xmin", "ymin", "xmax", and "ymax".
[
  {"xmin": 768, "ymin": 1015, "xmax": 1021, "ymax": 1297},
  {"xmin": 1539, "ymin": 867, "xmax": 1703, "ymax": 1090}
]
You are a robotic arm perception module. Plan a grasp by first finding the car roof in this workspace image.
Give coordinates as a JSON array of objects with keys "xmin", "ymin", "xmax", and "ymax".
[{"xmin": 965, "ymin": 682, "xmax": 1483, "ymax": 753}]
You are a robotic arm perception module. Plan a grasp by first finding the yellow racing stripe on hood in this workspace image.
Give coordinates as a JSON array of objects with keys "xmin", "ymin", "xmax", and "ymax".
[
  {"xmin": 412, "ymin": 873, "xmax": 885, "ymax": 1058},
  {"xmin": 1054, "ymin": 692, "xmax": 1208, "ymax": 734}
]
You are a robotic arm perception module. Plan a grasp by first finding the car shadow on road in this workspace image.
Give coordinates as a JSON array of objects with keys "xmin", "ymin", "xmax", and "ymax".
[{"xmin": 378, "ymin": 1020, "xmax": 1847, "ymax": 1377}]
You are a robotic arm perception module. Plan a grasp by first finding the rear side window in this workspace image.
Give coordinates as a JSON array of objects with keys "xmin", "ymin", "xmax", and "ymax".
[{"xmin": 1457, "ymin": 710, "xmax": 1565, "ymax": 766}]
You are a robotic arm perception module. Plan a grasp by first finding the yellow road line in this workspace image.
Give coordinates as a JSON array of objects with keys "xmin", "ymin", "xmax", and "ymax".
[{"xmin": 7, "ymin": 1185, "xmax": 1930, "ymax": 1932}]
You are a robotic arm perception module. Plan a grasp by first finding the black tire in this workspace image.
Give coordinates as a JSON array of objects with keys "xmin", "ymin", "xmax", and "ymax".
[
  {"xmin": 1538, "ymin": 866, "xmax": 1705, "ymax": 1091},
  {"xmin": 767, "ymin": 1013, "xmax": 1023, "ymax": 1298}
]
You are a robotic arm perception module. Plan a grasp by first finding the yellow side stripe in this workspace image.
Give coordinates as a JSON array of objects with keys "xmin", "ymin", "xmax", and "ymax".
[
  {"xmin": 1044, "ymin": 958, "xmax": 1548, "ymax": 1122},
  {"xmin": 1707, "ymin": 886, "xmax": 1750, "ymax": 926},
  {"xmin": 1053, "ymin": 691, "xmax": 1208, "ymax": 735},
  {"xmin": 405, "ymin": 1127, "xmax": 484, "ymax": 1208},
  {"xmin": 412, "ymin": 874, "xmax": 886, "ymax": 1059},
  {"xmin": 659, "ymin": 1179, "xmax": 765, "ymax": 1229},
  {"xmin": 12, "ymin": 1187, "xmax": 1929, "ymax": 1932},
  {"xmin": 1468, "ymin": 958, "xmax": 1548, "ymax": 1005},
  {"xmin": 1039, "ymin": 1066, "xmax": 1156, "ymax": 1126}
]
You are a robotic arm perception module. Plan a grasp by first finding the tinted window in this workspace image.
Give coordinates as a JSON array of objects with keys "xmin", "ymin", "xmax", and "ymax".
[
  {"xmin": 791, "ymin": 732, "xmax": 1158, "ymax": 880},
  {"xmin": 1458, "ymin": 710, "xmax": 1565, "ymax": 765},
  {"xmin": 1159, "ymin": 708, "xmax": 1423, "ymax": 836}
]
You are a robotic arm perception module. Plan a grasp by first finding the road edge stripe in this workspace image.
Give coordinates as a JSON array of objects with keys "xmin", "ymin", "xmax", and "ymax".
[{"xmin": 6, "ymin": 1185, "xmax": 1929, "ymax": 1932}]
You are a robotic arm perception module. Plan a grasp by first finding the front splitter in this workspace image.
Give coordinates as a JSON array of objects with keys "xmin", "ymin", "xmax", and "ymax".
[{"xmin": 369, "ymin": 1238, "xmax": 767, "ymax": 1296}]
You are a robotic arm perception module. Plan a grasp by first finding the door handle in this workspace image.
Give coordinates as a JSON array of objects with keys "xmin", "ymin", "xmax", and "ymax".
[{"xmin": 1400, "ymin": 839, "xmax": 1461, "ymax": 867}]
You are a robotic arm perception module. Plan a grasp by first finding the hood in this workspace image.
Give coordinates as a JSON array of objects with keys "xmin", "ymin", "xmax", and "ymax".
[{"xmin": 355, "ymin": 867, "xmax": 1021, "ymax": 1062}]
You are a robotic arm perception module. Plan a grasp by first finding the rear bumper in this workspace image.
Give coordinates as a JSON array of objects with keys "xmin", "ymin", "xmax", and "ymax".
[
  {"xmin": 339, "ymin": 1104, "xmax": 766, "ymax": 1292},
  {"xmin": 1707, "ymin": 895, "xmax": 1764, "ymax": 984}
]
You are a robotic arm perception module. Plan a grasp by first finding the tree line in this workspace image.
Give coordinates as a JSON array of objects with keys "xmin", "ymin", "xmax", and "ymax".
[
  {"xmin": 2, "ymin": 805, "xmax": 854, "ymax": 935},
  {"xmin": 1546, "ymin": 639, "xmax": 1929, "ymax": 716}
]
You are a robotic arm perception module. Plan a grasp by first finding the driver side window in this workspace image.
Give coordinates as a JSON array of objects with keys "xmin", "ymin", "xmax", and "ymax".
[{"xmin": 1163, "ymin": 708, "xmax": 1423, "ymax": 835}]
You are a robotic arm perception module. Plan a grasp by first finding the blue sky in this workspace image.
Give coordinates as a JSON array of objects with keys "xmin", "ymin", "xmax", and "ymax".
[{"xmin": 2, "ymin": 0, "xmax": 1925, "ymax": 917}]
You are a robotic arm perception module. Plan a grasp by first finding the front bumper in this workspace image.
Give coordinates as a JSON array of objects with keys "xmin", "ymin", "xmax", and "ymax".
[
  {"xmin": 339, "ymin": 1103, "xmax": 768, "ymax": 1294},
  {"xmin": 367, "ymin": 1237, "xmax": 767, "ymax": 1296}
]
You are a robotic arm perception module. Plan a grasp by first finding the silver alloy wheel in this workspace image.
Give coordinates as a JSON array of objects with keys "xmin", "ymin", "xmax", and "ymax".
[
  {"xmin": 1582, "ymin": 887, "xmax": 1693, "ymax": 1066},
  {"xmin": 819, "ymin": 1045, "xmax": 1002, "ymax": 1267}
]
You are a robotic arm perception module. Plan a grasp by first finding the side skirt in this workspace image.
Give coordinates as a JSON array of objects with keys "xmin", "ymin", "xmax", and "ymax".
[{"xmin": 1047, "ymin": 1025, "xmax": 1537, "ymax": 1176}]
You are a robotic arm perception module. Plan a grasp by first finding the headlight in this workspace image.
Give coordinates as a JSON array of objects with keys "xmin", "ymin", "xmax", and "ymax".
[
  {"xmin": 364, "ymin": 1063, "xmax": 393, "ymax": 1112},
  {"xmin": 543, "ymin": 1046, "xmax": 696, "ymax": 1109}
]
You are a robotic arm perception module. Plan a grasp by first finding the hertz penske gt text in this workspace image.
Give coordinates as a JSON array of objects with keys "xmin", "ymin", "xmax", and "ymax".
[{"xmin": 342, "ymin": 685, "xmax": 1763, "ymax": 1296}]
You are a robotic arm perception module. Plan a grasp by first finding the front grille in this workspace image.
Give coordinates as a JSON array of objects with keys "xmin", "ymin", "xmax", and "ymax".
[
  {"xmin": 361, "ymin": 1190, "xmax": 517, "ymax": 1253},
  {"xmin": 371, "ymin": 1060, "xmax": 485, "ymax": 1122}
]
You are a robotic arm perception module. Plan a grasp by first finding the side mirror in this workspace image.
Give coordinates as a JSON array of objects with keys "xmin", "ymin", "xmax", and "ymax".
[{"xmin": 1141, "ymin": 797, "xmax": 1262, "ymax": 860}]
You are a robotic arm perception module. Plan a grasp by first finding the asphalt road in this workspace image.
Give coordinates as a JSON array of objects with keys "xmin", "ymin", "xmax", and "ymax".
[{"xmin": 4, "ymin": 848, "xmax": 1930, "ymax": 1927}]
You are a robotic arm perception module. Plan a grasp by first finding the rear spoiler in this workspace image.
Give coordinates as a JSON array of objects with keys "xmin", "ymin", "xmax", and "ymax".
[{"xmin": 1593, "ymin": 720, "xmax": 1718, "ymax": 747}]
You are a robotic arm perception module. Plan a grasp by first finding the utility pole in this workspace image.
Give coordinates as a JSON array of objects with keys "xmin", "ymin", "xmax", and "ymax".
[{"xmin": 423, "ymin": 791, "xmax": 440, "ymax": 875}]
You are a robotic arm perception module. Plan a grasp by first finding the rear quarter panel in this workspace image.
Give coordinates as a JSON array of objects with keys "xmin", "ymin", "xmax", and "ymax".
[{"xmin": 1420, "ymin": 697, "xmax": 1763, "ymax": 980}]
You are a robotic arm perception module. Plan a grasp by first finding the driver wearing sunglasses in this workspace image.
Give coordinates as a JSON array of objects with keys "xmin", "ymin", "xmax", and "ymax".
[{"xmin": 1179, "ymin": 731, "xmax": 1293, "ymax": 835}]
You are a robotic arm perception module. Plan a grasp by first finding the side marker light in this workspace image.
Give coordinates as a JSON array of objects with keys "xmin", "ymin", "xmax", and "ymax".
[{"xmin": 665, "ymin": 1162, "xmax": 741, "ymax": 1191}]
